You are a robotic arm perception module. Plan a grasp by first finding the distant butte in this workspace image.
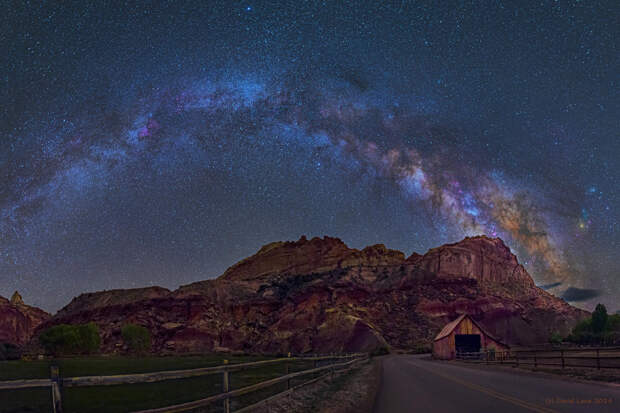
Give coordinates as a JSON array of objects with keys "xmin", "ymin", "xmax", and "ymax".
[{"xmin": 0, "ymin": 293, "xmax": 50, "ymax": 346}]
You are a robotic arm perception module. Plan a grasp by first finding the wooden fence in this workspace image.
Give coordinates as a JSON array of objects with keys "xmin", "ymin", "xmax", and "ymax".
[
  {"xmin": 456, "ymin": 346, "xmax": 620, "ymax": 370},
  {"xmin": 0, "ymin": 353, "xmax": 367, "ymax": 413}
]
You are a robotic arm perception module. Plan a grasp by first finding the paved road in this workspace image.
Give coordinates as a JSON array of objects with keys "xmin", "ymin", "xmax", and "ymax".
[{"xmin": 374, "ymin": 355, "xmax": 620, "ymax": 413}]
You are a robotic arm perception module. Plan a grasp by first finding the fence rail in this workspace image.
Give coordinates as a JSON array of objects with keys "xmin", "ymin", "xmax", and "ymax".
[
  {"xmin": 132, "ymin": 356, "xmax": 366, "ymax": 413},
  {"xmin": 455, "ymin": 347, "xmax": 620, "ymax": 370},
  {"xmin": 0, "ymin": 353, "xmax": 367, "ymax": 413}
]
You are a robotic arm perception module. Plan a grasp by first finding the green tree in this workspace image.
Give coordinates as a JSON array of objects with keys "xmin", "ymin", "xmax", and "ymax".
[
  {"xmin": 39, "ymin": 323, "xmax": 100, "ymax": 355},
  {"xmin": 592, "ymin": 303, "xmax": 608, "ymax": 334},
  {"xmin": 121, "ymin": 324, "xmax": 151, "ymax": 354},
  {"xmin": 76, "ymin": 323, "xmax": 101, "ymax": 354}
]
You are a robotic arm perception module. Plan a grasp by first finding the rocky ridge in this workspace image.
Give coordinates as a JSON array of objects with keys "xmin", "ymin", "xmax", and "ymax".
[{"xmin": 35, "ymin": 235, "xmax": 587, "ymax": 354}]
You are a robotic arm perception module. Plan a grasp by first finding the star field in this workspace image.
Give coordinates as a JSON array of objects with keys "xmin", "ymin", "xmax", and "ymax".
[{"xmin": 1, "ymin": 1, "xmax": 619, "ymax": 312}]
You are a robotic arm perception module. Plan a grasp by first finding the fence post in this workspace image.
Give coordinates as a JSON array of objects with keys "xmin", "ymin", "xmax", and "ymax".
[
  {"xmin": 222, "ymin": 359, "xmax": 230, "ymax": 413},
  {"xmin": 561, "ymin": 350, "xmax": 565, "ymax": 369},
  {"xmin": 486, "ymin": 350, "xmax": 489, "ymax": 365},
  {"xmin": 596, "ymin": 349, "xmax": 600, "ymax": 370},
  {"xmin": 50, "ymin": 366, "xmax": 62, "ymax": 413},
  {"xmin": 286, "ymin": 352, "xmax": 291, "ymax": 390}
]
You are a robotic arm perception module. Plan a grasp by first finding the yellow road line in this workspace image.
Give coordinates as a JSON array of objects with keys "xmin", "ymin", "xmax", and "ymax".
[{"xmin": 408, "ymin": 360, "xmax": 558, "ymax": 413}]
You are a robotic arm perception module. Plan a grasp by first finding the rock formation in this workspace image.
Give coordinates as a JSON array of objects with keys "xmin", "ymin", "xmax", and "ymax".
[
  {"xmin": 0, "ymin": 293, "xmax": 50, "ymax": 346},
  {"xmin": 10, "ymin": 291, "xmax": 24, "ymax": 306},
  {"xmin": 37, "ymin": 236, "xmax": 587, "ymax": 354}
]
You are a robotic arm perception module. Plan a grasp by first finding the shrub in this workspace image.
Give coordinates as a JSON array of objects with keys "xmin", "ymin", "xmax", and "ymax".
[
  {"xmin": 39, "ymin": 323, "xmax": 100, "ymax": 356},
  {"xmin": 605, "ymin": 313, "xmax": 620, "ymax": 331},
  {"xmin": 370, "ymin": 346, "xmax": 389, "ymax": 357},
  {"xmin": 0, "ymin": 342, "xmax": 21, "ymax": 360},
  {"xmin": 121, "ymin": 324, "xmax": 151, "ymax": 354},
  {"xmin": 413, "ymin": 344, "xmax": 432, "ymax": 354},
  {"xmin": 549, "ymin": 331, "xmax": 563, "ymax": 345}
]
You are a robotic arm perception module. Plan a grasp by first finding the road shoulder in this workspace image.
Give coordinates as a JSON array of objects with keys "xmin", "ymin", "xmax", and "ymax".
[{"xmin": 433, "ymin": 357, "xmax": 620, "ymax": 389}]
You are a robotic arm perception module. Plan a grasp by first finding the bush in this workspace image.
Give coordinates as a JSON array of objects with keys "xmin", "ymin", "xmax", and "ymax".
[
  {"xmin": 370, "ymin": 346, "xmax": 389, "ymax": 357},
  {"xmin": 0, "ymin": 342, "xmax": 22, "ymax": 360},
  {"xmin": 39, "ymin": 323, "xmax": 100, "ymax": 356},
  {"xmin": 606, "ymin": 314, "xmax": 620, "ymax": 331},
  {"xmin": 121, "ymin": 324, "xmax": 151, "ymax": 354},
  {"xmin": 413, "ymin": 344, "xmax": 432, "ymax": 354},
  {"xmin": 549, "ymin": 331, "xmax": 563, "ymax": 345}
]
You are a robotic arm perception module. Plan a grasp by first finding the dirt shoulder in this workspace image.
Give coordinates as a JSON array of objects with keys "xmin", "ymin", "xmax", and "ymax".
[{"xmin": 244, "ymin": 357, "xmax": 383, "ymax": 413}]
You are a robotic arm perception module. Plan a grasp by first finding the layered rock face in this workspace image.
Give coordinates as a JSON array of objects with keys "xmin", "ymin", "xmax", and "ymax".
[
  {"xmin": 417, "ymin": 237, "xmax": 535, "ymax": 288},
  {"xmin": 0, "ymin": 292, "xmax": 50, "ymax": 346},
  {"xmin": 218, "ymin": 236, "xmax": 405, "ymax": 282},
  {"xmin": 38, "ymin": 236, "xmax": 587, "ymax": 354},
  {"xmin": 55, "ymin": 287, "xmax": 170, "ymax": 319}
]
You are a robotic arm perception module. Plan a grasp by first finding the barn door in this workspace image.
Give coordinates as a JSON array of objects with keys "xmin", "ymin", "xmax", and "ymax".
[{"xmin": 455, "ymin": 334, "xmax": 481, "ymax": 354}]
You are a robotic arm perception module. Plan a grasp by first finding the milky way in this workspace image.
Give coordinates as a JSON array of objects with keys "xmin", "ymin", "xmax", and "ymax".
[{"xmin": 2, "ymin": 2, "xmax": 618, "ymax": 312}]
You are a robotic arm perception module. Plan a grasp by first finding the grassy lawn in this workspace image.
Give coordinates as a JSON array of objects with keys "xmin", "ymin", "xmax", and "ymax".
[
  {"xmin": 0, "ymin": 355, "xmax": 327, "ymax": 413},
  {"xmin": 0, "ymin": 354, "xmax": 268, "ymax": 381},
  {"xmin": 56, "ymin": 354, "xmax": 268, "ymax": 377},
  {"xmin": 0, "ymin": 388, "xmax": 51, "ymax": 413},
  {"xmin": 62, "ymin": 375, "xmax": 223, "ymax": 413},
  {"xmin": 0, "ymin": 359, "xmax": 50, "ymax": 380},
  {"xmin": 62, "ymin": 359, "xmax": 318, "ymax": 413},
  {"xmin": 231, "ymin": 360, "xmax": 323, "ymax": 411}
]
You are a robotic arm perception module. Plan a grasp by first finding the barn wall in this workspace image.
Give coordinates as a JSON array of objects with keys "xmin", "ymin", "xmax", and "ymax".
[
  {"xmin": 482, "ymin": 336, "xmax": 508, "ymax": 352},
  {"xmin": 432, "ymin": 336, "xmax": 453, "ymax": 359},
  {"xmin": 432, "ymin": 316, "xmax": 508, "ymax": 359}
]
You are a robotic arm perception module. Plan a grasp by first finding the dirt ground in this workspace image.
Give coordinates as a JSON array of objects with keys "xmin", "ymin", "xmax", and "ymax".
[{"xmin": 244, "ymin": 358, "xmax": 383, "ymax": 413}]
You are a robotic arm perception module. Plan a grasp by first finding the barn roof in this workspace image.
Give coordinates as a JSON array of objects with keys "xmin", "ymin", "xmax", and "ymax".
[
  {"xmin": 434, "ymin": 314, "xmax": 468, "ymax": 341},
  {"xmin": 433, "ymin": 314, "xmax": 506, "ymax": 345}
]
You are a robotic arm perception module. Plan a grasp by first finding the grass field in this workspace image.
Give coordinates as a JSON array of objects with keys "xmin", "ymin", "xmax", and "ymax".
[
  {"xmin": 0, "ymin": 355, "xmax": 328, "ymax": 413},
  {"xmin": 0, "ymin": 354, "xmax": 269, "ymax": 381},
  {"xmin": 0, "ymin": 387, "xmax": 51, "ymax": 413}
]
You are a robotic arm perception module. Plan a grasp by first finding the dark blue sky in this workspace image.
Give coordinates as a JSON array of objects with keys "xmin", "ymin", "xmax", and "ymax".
[{"xmin": 1, "ymin": 1, "xmax": 618, "ymax": 312}]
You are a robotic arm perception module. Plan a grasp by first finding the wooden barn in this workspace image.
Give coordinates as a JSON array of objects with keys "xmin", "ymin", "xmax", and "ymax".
[{"xmin": 432, "ymin": 314, "xmax": 508, "ymax": 360}]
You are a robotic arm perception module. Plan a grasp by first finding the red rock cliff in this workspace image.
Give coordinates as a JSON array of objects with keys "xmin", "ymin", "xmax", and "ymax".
[{"xmin": 38, "ymin": 236, "xmax": 588, "ymax": 354}]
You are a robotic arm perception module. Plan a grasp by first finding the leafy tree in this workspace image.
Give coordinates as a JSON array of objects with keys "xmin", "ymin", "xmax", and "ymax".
[
  {"xmin": 549, "ymin": 332, "xmax": 563, "ymax": 345},
  {"xmin": 40, "ymin": 325, "xmax": 78, "ymax": 355},
  {"xmin": 39, "ymin": 323, "xmax": 100, "ymax": 355},
  {"xmin": 76, "ymin": 323, "xmax": 101, "ymax": 354},
  {"xmin": 592, "ymin": 304, "xmax": 608, "ymax": 334},
  {"xmin": 121, "ymin": 324, "xmax": 151, "ymax": 354},
  {"xmin": 567, "ymin": 305, "xmax": 620, "ymax": 345}
]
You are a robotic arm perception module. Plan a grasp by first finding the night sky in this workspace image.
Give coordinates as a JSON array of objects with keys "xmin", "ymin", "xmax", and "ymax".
[{"xmin": 2, "ymin": 1, "xmax": 618, "ymax": 313}]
